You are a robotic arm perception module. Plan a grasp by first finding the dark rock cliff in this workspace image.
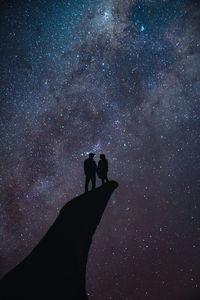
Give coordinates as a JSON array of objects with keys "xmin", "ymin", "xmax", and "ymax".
[{"xmin": 0, "ymin": 181, "xmax": 118, "ymax": 300}]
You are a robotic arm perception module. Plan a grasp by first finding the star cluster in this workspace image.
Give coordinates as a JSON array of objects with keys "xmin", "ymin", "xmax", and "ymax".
[{"xmin": 1, "ymin": 0, "xmax": 200, "ymax": 299}]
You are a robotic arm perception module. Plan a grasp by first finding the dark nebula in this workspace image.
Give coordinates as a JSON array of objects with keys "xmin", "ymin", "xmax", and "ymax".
[{"xmin": 1, "ymin": 0, "xmax": 200, "ymax": 299}]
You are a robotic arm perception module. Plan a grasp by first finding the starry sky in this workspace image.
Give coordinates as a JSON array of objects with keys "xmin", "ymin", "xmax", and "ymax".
[{"xmin": 1, "ymin": 0, "xmax": 200, "ymax": 299}]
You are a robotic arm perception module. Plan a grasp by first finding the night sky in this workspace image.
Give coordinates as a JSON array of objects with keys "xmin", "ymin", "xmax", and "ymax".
[{"xmin": 1, "ymin": 0, "xmax": 200, "ymax": 299}]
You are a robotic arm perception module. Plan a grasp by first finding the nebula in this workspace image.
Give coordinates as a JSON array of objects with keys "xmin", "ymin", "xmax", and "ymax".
[{"xmin": 1, "ymin": 0, "xmax": 200, "ymax": 299}]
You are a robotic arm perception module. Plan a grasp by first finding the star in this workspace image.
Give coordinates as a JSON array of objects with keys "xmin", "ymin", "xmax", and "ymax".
[{"xmin": 1, "ymin": 0, "xmax": 200, "ymax": 299}]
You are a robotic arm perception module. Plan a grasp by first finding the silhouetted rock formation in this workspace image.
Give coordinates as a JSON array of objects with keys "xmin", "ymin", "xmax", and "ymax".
[{"xmin": 0, "ymin": 181, "xmax": 118, "ymax": 300}]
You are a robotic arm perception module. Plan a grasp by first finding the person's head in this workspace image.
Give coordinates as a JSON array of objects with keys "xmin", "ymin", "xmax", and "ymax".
[
  {"xmin": 100, "ymin": 154, "xmax": 106, "ymax": 160},
  {"xmin": 89, "ymin": 153, "xmax": 95, "ymax": 158}
]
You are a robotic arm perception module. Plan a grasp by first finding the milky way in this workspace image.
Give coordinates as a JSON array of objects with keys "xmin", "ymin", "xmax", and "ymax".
[{"xmin": 1, "ymin": 0, "xmax": 200, "ymax": 299}]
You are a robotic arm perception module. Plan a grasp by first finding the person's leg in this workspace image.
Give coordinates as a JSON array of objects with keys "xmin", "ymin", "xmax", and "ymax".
[
  {"xmin": 101, "ymin": 178, "xmax": 104, "ymax": 185},
  {"xmin": 92, "ymin": 176, "xmax": 96, "ymax": 190},
  {"xmin": 85, "ymin": 176, "xmax": 90, "ymax": 193}
]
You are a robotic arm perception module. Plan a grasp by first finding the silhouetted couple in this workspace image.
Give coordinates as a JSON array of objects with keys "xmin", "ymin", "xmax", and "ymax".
[{"xmin": 84, "ymin": 153, "xmax": 109, "ymax": 192}]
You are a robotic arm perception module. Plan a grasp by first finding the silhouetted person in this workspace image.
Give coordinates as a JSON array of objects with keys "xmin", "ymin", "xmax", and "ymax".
[
  {"xmin": 97, "ymin": 154, "xmax": 109, "ymax": 185},
  {"xmin": 84, "ymin": 153, "xmax": 97, "ymax": 193}
]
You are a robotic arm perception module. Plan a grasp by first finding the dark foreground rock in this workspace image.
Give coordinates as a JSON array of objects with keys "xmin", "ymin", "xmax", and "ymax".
[{"xmin": 0, "ymin": 181, "xmax": 118, "ymax": 300}]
